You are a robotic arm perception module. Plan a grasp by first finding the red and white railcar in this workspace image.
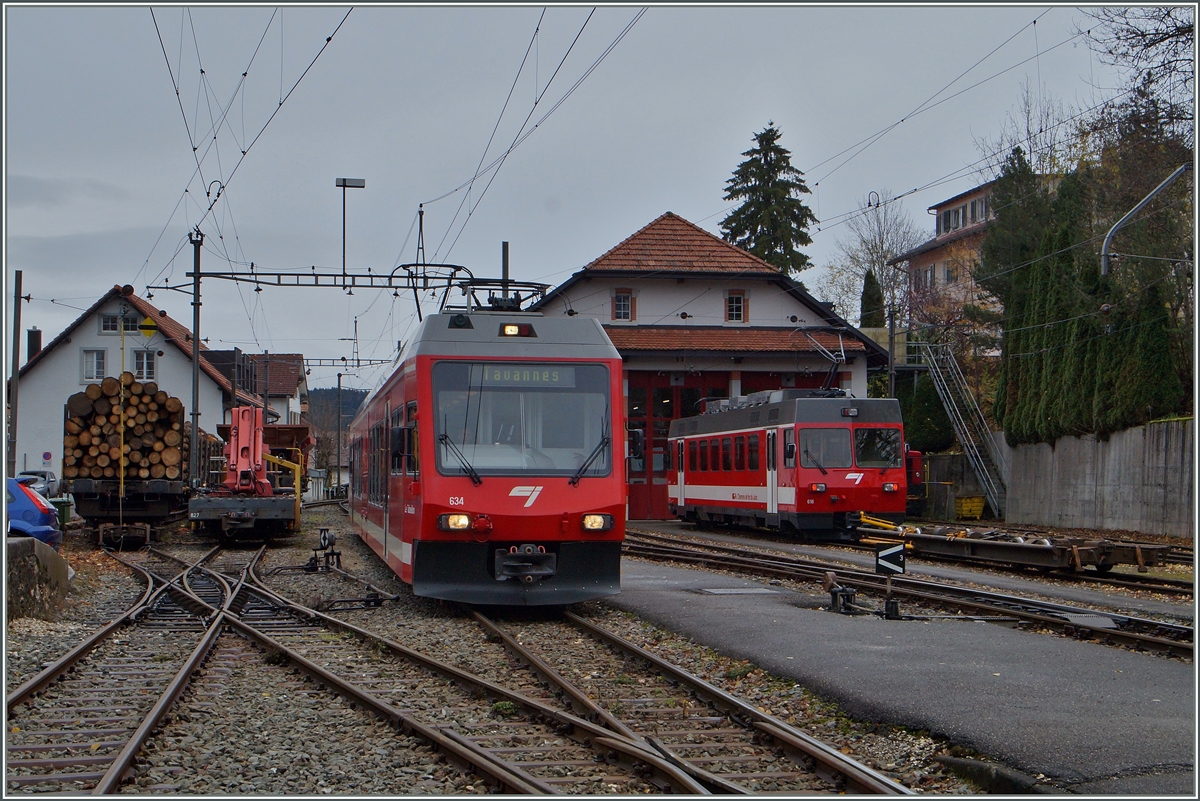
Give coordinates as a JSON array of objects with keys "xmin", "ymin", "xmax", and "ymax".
[
  {"xmin": 668, "ymin": 389, "xmax": 908, "ymax": 540},
  {"xmin": 347, "ymin": 309, "xmax": 626, "ymax": 605}
]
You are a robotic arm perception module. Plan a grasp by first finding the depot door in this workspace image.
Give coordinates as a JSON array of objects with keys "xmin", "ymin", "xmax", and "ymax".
[{"xmin": 626, "ymin": 371, "xmax": 727, "ymax": 519}]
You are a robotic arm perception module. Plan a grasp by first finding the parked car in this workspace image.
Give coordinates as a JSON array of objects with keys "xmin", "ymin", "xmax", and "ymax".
[
  {"xmin": 17, "ymin": 469, "xmax": 59, "ymax": 498},
  {"xmin": 7, "ymin": 477, "xmax": 63, "ymax": 549}
]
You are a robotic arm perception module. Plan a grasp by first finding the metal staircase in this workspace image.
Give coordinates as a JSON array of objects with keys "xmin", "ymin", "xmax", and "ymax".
[{"xmin": 913, "ymin": 342, "xmax": 1007, "ymax": 518}]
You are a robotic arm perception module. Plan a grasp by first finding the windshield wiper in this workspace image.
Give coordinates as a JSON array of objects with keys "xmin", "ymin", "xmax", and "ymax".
[
  {"xmin": 570, "ymin": 435, "xmax": 611, "ymax": 486},
  {"xmin": 438, "ymin": 434, "xmax": 482, "ymax": 485},
  {"xmin": 804, "ymin": 447, "xmax": 827, "ymax": 475}
]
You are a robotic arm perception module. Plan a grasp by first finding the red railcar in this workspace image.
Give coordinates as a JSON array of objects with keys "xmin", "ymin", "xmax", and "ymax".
[
  {"xmin": 668, "ymin": 389, "xmax": 908, "ymax": 541},
  {"xmin": 346, "ymin": 309, "xmax": 626, "ymax": 605}
]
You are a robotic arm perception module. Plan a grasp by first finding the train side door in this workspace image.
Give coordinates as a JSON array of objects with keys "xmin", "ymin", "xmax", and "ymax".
[
  {"xmin": 766, "ymin": 429, "xmax": 778, "ymax": 516},
  {"xmin": 674, "ymin": 440, "xmax": 685, "ymax": 511}
]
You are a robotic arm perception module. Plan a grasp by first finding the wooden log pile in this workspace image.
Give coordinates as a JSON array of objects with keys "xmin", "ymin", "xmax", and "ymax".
[{"xmin": 62, "ymin": 372, "xmax": 191, "ymax": 482}]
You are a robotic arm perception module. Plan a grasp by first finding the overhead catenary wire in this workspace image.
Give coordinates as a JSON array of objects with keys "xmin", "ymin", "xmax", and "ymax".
[
  {"xmin": 138, "ymin": 8, "xmax": 352, "ymax": 288},
  {"xmin": 433, "ymin": 7, "xmax": 598, "ymax": 262}
]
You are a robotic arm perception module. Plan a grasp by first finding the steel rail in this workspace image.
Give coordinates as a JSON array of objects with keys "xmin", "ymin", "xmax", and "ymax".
[
  {"xmin": 564, "ymin": 611, "xmax": 914, "ymax": 796},
  {"xmin": 7, "ymin": 556, "xmax": 221, "ymax": 794},
  {"xmin": 843, "ymin": 536, "xmax": 1192, "ymax": 595},
  {"xmin": 470, "ymin": 610, "xmax": 747, "ymax": 794},
  {"xmin": 218, "ymin": 614, "xmax": 549, "ymax": 794},
  {"xmin": 5, "ymin": 561, "xmax": 155, "ymax": 710},
  {"xmin": 242, "ymin": 555, "xmax": 706, "ymax": 793},
  {"xmin": 92, "ymin": 614, "xmax": 226, "ymax": 794},
  {"xmin": 624, "ymin": 535, "xmax": 1193, "ymax": 657}
]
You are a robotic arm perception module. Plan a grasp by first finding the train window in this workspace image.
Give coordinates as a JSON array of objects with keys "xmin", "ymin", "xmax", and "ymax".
[
  {"xmin": 855, "ymin": 428, "xmax": 903, "ymax": 468},
  {"xmin": 734, "ymin": 436, "xmax": 745, "ymax": 471},
  {"xmin": 688, "ymin": 440, "xmax": 698, "ymax": 472},
  {"xmin": 710, "ymin": 438, "xmax": 721, "ymax": 470},
  {"xmin": 431, "ymin": 362, "xmax": 612, "ymax": 477},
  {"xmin": 783, "ymin": 429, "xmax": 796, "ymax": 468},
  {"xmin": 748, "ymin": 434, "xmax": 759, "ymax": 471},
  {"xmin": 799, "ymin": 428, "xmax": 853, "ymax": 469},
  {"xmin": 699, "ymin": 440, "xmax": 709, "ymax": 471},
  {"xmin": 721, "ymin": 437, "xmax": 733, "ymax": 471},
  {"xmin": 391, "ymin": 410, "xmax": 404, "ymax": 474},
  {"xmin": 369, "ymin": 422, "xmax": 388, "ymax": 506},
  {"xmin": 406, "ymin": 401, "xmax": 419, "ymax": 475}
]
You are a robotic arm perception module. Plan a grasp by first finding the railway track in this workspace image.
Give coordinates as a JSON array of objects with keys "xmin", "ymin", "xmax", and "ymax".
[
  {"xmin": 842, "ymin": 540, "xmax": 1194, "ymax": 597},
  {"xmin": 473, "ymin": 610, "xmax": 908, "ymax": 794},
  {"xmin": 5, "ymin": 552, "xmax": 222, "ymax": 793},
  {"xmin": 623, "ymin": 531, "xmax": 1193, "ymax": 659},
  {"xmin": 252, "ymin": 544, "xmax": 912, "ymax": 794}
]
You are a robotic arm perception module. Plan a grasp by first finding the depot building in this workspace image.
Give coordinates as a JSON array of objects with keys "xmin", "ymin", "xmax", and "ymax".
[{"xmin": 533, "ymin": 212, "xmax": 888, "ymax": 519}]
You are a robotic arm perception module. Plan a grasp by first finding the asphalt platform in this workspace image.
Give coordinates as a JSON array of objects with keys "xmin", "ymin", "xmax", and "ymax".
[{"xmin": 606, "ymin": 522, "xmax": 1195, "ymax": 795}]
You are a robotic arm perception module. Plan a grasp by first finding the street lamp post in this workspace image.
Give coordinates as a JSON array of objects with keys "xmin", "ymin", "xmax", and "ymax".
[{"xmin": 336, "ymin": 178, "xmax": 365, "ymax": 291}]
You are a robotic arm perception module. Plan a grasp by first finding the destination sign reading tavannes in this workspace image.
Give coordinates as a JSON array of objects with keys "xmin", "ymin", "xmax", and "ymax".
[{"xmin": 477, "ymin": 365, "xmax": 576, "ymax": 388}]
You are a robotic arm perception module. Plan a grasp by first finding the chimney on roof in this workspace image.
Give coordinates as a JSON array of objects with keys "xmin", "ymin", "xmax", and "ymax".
[{"xmin": 27, "ymin": 327, "xmax": 41, "ymax": 361}]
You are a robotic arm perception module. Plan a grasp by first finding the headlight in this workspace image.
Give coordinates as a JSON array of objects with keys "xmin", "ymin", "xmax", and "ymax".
[
  {"xmin": 438, "ymin": 513, "xmax": 472, "ymax": 530},
  {"xmin": 809, "ymin": 483, "xmax": 826, "ymax": 492},
  {"xmin": 883, "ymin": 483, "xmax": 899, "ymax": 492},
  {"xmin": 581, "ymin": 514, "xmax": 614, "ymax": 531}
]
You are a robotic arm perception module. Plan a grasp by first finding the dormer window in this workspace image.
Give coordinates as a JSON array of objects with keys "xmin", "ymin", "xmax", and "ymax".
[
  {"xmin": 611, "ymin": 288, "xmax": 636, "ymax": 321},
  {"xmin": 725, "ymin": 290, "xmax": 748, "ymax": 323}
]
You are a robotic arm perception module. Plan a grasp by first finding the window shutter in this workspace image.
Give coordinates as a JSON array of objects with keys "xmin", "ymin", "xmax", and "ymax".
[
  {"xmin": 743, "ymin": 296, "xmax": 749, "ymax": 323},
  {"xmin": 630, "ymin": 295, "xmax": 636, "ymax": 321}
]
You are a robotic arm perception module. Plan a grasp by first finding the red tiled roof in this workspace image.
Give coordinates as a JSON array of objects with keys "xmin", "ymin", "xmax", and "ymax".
[
  {"xmin": 603, "ymin": 326, "xmax": 867, "ymax": 354},
  {"xmin": 583, "ymin": 212, "xmax": 783, "ymax": 275},
  {"xmin": 20, "ymin": 284, "xmax": 240, "ymax": 397},
  {"xmin": 248, "ymin": 353, "xmax": 305, "ymax": 397}
]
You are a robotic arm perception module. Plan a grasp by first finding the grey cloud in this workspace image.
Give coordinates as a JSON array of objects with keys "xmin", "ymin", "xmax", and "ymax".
[{"xmin": 7, "ymin": 174, "xmax": 130, "ymax": 207}]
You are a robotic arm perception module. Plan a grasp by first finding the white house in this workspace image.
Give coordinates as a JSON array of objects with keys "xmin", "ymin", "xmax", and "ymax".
[{"xmin": 10, "ymin": 284, "xmax": 258, "ymax": 478}]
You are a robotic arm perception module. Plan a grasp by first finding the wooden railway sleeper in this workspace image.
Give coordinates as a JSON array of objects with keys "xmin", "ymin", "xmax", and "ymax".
[
  {"xmin": 470, "ymin": 610, "xmax": 739, "ymax": 794},
  {"xmin": 565, "ymin": 612, "xmax": 914, "ymax": 796}
]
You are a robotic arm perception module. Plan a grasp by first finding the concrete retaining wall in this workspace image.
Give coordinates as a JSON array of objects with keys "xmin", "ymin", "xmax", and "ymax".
[
  {"xmin": 6, "ymin": 537, "xmax": 71, "ymax": 620},
  {"xmin": 920, "ymin": 420, "xmax": 1193, "ymax": 538},
  {"xmin": 1002, "ymin": 420, "xmax": 1192, "ymax": 538}
]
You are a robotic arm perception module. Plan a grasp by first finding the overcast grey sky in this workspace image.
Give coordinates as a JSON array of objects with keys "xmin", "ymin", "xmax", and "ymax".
[{"xmin": 5, "ymin": 3, "xmax": 1123, "ymax": 393}]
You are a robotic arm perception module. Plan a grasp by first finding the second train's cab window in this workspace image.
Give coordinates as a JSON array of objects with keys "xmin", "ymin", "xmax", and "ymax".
[
  {"xmin": 799, "ymin": 428, "xmax": 853, "ymax": 469},
  {"xmin": 855, "ymin": 428, "xmax": 903, "ymax": 468}
]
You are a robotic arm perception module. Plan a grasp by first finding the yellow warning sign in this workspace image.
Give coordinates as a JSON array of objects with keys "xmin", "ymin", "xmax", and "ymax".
[{"xmin": 139, "ymin": 317, "xmax": 158, "ymax": 338}]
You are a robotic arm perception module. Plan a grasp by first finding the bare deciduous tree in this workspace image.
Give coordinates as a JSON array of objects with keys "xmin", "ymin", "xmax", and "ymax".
[
  {"xmin": 816, "ymin": 190, "xmax": 923, "ymax": 326},
  {"xmin": 1078, "ymin": 6, "xmax": 1194, "ymax": 134},
  {"xmin": 973, "ymin": 80, "xmax": 1090, "ymax": 180}
]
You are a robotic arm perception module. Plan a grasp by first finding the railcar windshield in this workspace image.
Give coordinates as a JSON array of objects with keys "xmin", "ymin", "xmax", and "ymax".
[
  {"xmin": 432, "ymin": 362, "xmax": 612, "ymax": 478},
  {"xmin": 854, "ymin": 427, "xmax": 903, "ymax": 468},
  {"xmin": 799, "ymin": 428, "xmax": 853, "ymax": 470}
]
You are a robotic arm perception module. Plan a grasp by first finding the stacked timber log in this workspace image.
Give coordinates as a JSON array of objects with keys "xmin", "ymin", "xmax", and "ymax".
[{"xmin": 62, "ymin": 372, "xmax": 192, "ymax": 482}]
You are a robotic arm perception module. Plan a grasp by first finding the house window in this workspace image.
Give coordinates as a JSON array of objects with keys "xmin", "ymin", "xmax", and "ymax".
[
  {"xmin": 725, "ymin": 290, "xmax": 747, "ymax": 323},
  {"xmin": 100, "ymin": 315, "xmax": 139, "ymax": 334},
  {"xmin": 82, "ymin": 349, "xmax": 106, "ymax": 381},
  {"xmin": 134, "ymin": 350, "xmax": 156, "ymax": 381},
  {"xmin": 611, "ymin": 288, "xmax": 635, "ymax": 321},
  {"xmin": 945, "ymin": 264, "xmax": 958, "ymax": 284}
]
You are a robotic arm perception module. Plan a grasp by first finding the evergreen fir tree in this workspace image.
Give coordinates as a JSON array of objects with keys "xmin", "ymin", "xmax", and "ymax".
[
  {"xmin": 721, "ymin": 123, "xmax": 819, "ymax": 275},
  {"xmin": 859, "ymin": 269, "xmax": 886, "ymax": 327}
]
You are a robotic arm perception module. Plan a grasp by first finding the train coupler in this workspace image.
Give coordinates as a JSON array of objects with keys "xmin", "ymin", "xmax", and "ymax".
[{"xmin": 495, "ymin": 544, "xmax": 557, "ymax": 584}]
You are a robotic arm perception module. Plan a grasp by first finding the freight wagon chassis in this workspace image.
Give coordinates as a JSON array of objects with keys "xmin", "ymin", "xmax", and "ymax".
[
  {"xmin": 854, "ymin": 515, "xmax": 1172, "ymax": 573},
  {"xmin": 188, "ymin": 494, "xmax": 297, "ymax": 536}
]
